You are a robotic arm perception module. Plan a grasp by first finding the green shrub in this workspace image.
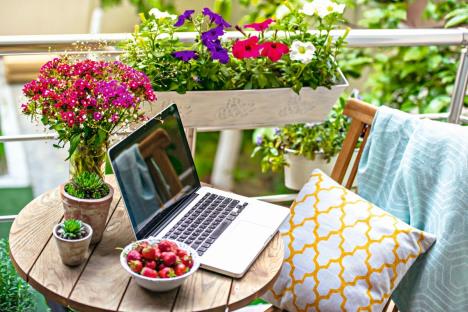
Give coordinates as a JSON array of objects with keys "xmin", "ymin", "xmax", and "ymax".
[
  {"xmin": 0, "ymin": 239, "xmax": 36, "ymax": 312},
  {"xmin": 65, "ymin": 172, "xmax": 109, "ymax": 200}
]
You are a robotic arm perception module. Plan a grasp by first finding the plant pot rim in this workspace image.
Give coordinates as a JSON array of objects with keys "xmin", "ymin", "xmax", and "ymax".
[
  {"xmin": 156, "ymin": 69, "xmax": 348, "ymax": 94},
  {"xmin": 60, "ymin": 182, "xmax": 114, "ymax": 203},
  {"xmin": 285, "ymin": 148, "xmax": 325, "ymax": 156},
  {"xmin": 53, "ymin": 222, "xmax": 93, "ymax": 243}
]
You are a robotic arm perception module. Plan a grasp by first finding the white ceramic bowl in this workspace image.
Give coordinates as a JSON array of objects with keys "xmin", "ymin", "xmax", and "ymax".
[{"xmin": 120, "ymin": 238, "xmax": 200, "ymax": 292}]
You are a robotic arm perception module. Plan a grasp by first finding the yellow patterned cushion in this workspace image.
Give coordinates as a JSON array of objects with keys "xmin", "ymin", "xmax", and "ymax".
[{"xmin": 263, "ymin": 169, "xmax": 436, "ymax": 312}]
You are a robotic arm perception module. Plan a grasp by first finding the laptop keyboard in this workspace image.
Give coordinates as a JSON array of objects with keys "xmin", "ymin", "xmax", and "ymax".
[{"xmin": 162, "ymin": 193, "xmax": 248, "ymax": 256}]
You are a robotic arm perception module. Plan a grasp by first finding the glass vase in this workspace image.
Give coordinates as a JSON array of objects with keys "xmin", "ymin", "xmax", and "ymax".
[{"xmin": 69, "ymin": 143, "xmax": 107, "ymax": 179}]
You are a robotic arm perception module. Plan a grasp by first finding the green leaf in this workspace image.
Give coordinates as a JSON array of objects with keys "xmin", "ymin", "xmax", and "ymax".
[
  {"xmin": 67, "ymin": 134, "xmax": 81, "ymax": 161},
  {"xmin": 424, "ymin": 95, "xmax": 451, "ymax": 113}
]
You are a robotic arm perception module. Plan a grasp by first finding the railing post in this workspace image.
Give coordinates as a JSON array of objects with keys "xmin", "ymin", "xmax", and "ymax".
[{"xmin": 447, "ymin": 47, "xmax": 468, "ymax": 124}]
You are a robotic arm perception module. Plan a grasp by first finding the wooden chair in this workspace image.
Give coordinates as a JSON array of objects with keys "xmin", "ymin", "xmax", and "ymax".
[{"xmin": 267, "ymin": 98, "xmax": 399, "ymax": 312}]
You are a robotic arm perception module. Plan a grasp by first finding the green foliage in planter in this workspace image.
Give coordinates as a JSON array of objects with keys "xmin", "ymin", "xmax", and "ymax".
[
  {"xmin": 121, "ymin": 2, "xmax": 348, "ymax": 94},
  {"xmin": 65, "ymin": 172, "xmax": 110, "ymax": 200},
  {"xmin": 57, "ymin": 220, "xmax": 88, "ymax": 240},
  {"xmin": 251, "ymin": 98, "xmax": 349, "ymax": 172},
  {"xmin": 0, "ymin": 239, "xmax": 36, "ymax": 311},
  {"xmin": 238, "ymin": 0, "xmax": 467, "ymax": 113}
]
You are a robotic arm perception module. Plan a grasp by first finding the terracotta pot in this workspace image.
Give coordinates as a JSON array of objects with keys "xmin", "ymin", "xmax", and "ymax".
[
  {"xmin": 60, "ymin": 183, "xmax": 114, "ymax": 244},
  {"xmin": 53, "ymin": 222, "xmax": 92, "ymax": 266}
]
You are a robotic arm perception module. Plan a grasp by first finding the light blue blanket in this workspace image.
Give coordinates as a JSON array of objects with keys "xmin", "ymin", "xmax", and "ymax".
[{"xmin": 357, "ymin": 106, "xmax": 468, "ymax": 312}]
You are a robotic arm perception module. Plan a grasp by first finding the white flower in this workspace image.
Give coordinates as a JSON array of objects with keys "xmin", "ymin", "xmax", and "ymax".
[
  {"xmin": 149, "ymin": 8, "xmax": 177, "ymax": 20},
  {"xmin": 275, "ymin": 4, "xmax": 291, "ymax": 19},
  {"xmin": 301, "ymin": 0, "xmax": 345, "ymax": 18},
  {"xmin": 156, "ymin": 33, "xmax": 170, "ymax": 40},
  {"xmin": 290, "ymin": 40, "xmax": 316, "ymax": 64}
]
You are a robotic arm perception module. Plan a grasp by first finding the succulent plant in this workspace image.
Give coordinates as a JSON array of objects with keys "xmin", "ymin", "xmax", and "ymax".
[
  {"xmin": 65, "ymin": 171, "xmax": 110, "ymax": 199},
  {"xmin": 57, "ymin": 219, "xmax": 88, "ymax": 240}
]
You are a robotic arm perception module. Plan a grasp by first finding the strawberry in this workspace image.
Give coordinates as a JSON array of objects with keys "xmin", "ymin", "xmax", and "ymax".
[
  {"xmin": 174, "ymin": 263, "xmax": 188, "ymax": 276},
  {"xmin": 158, "ymin": 240, "xmax": 177, "ymax": 252},
  {"xmin": 128, "ymin": 260, "xmax": 143, "ymax": 273},
  {"xmin": 158, "ymin": 263, "xmax": 166, "ymax": 271},
  {"xmin": 153, "ymin": 246, "xmax": 162, "ymax": 260},
  {"xmin": 159, "ymin": 267, "xmax": 176, "ymax": 278},
  {"xmin": 161, "ymin": 251, "xmax": 177, "ymax": 266},
  {"xmin": 127, "ymin": 249, "xmax": 142, "ymax": 262},
  {"xmin": 176, "ymin": 249, "xmax": 188, "ymax": 258},
  {"xmin": 181, "ymin": 255, "xmax": 193, "ymax": 269},
  {"xmin": 141, "ymin": 246, "xmax": 156, "ymax": 260},
  {"xmin": 145, "ymin": 260, "xmax": 157, "ymax": 270},
  {"xmin": 141, "ymin": 267, "xmax": 158, "ymax": 278},
  {"xmin": 135, "ymin": 241, "xmax": 149, "ymax": 252}
]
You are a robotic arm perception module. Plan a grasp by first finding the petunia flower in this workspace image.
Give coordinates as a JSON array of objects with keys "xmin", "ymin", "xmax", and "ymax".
[
  {"xmin": 232, "ymin": 36, "xmax": 260, "ymax": 59},
  {"xmin": 290, "ymin": 40, "xmax": 316, "ymax": 64},
  {"xmin": 172, "ymin": 50, "xmax": 198, "ymax": 62},
  {"xmin": 174, "ymin": 9, "xmax": 195, "ymax": 27},
  {"xmin": 202, "ymin": 7, "xmax": 231, "ymax": 28},
  {"xmin": 201, "ymin": 26, "xmax": 224, "ymax": 44},
  {"xmin": 260, "ymin": 42, "xmax": 289, "ymax": 62},
  {"xmin": 208, "ymin": 43, "xmax": 230, "ymax": 64},
  {"xmin": 301, "ymin": 0, "xmax": 345, "ymax": 18},
  {"xmin": 149, "ymin": 8, "xmax": 177, "ymax": 20},
  {"xmin": 244, "ymin": 19, "xmax": 275, "ymax": 32}
]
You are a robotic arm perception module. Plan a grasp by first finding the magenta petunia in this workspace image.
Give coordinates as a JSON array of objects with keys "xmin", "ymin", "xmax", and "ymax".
[{"xmin": 244, "ymin": 19, "xmax": 275, "ymax": 32}]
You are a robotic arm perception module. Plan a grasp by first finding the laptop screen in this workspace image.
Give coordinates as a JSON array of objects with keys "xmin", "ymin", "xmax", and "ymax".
[{"xmin": 109, "ymin": 104, "xmax": 200, "ymax": 239}]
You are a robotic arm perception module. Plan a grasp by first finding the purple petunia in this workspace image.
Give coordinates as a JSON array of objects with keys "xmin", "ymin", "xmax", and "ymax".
[
  {"xmin": 202, "ymin": 7, "xmax": 231, "ymax": 28},
  {"xmin": 172, "ymin": 50, "xmax": 198, "ymax": 62},
  {"xmin": 208, "ymin": 43, "xmax": 230, "ymax": 64},
  {"xmin": 255, "ymin": 135, "xmax": 263, "ymax": 146},
  {"xmin": 201, "ymin": 25, "xmax": 224, "ymax": 44},
  {"xmin": 174, "ymin": 9, "xmax": 195, "ymax": 27}
]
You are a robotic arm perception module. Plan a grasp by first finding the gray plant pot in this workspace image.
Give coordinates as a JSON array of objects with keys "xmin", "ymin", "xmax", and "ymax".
[{"xmin": 53, "ymin": 222, "xmax": 93, "ymax": 266}]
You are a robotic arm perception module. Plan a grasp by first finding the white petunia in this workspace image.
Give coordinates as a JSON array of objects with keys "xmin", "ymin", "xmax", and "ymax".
[
  {"xmin": 301, "ymin": 0, "xmax": 345, "ymax": 18},
  {"xmin": 275, "ymin": 4, "xmax": 291, "ymax": 19},
  {"xmin": 290, "ymin": 40, "xmax": 316, "ymax": 64},
  {"xmin": 149, "ymin": 8, "xmax": 177, "ymax": 20}
]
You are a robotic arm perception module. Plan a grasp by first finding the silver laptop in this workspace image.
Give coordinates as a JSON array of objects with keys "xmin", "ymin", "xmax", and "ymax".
[{"xmin": 108, "ymin": 104, "xmax": 289, "ymax": 278}]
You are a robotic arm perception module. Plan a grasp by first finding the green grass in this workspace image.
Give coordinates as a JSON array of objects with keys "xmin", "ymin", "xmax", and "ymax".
[{"xmin": 0, "ymin": 187, "xmax": 34, "ymax": 240}]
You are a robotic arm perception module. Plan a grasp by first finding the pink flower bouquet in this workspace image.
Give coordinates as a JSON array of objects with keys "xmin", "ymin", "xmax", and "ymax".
[{"xmin": 22, "ymin": 57, "xmax": 156, "ymax": 178}]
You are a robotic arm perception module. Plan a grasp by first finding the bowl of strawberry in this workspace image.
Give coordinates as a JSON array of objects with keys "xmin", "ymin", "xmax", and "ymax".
[{"xmin": 120, "ymin": 238, "xmax": 199, "ymax": 292}]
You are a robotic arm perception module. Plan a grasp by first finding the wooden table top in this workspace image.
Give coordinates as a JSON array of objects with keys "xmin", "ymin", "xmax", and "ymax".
[{"xmin": 9, "ymin": 176, "xmax": 284, "ymax": 312}]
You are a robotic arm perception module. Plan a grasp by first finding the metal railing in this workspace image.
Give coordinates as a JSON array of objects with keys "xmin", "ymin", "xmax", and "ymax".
[{"xmin": 0, "ymin": 28, "xmax": 467, "ymax": 223}]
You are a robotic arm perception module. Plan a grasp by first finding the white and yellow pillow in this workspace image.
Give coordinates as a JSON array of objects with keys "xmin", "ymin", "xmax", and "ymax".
[{"xmin": 263, "ymin": 169, "xmax": 436, "ymax": 312}]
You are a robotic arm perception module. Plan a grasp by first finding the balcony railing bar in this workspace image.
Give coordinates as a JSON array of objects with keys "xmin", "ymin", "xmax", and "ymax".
[
  {"xmin": 1, "ymin": 113, "xmax": 465, "ymax": 143},
  {"xmin": 0, "ymin": 29, "xmax": 467, "ymax": 56}
]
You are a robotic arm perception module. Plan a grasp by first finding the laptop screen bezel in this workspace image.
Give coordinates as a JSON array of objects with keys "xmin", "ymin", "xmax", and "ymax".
[{"xmin": 108, "ymin": 103, "xmax": 201, "ymax": 239}]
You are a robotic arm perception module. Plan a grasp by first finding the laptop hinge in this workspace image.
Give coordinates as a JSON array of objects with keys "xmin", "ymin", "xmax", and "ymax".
[{"xmin": 139, "ymin": 187, "xmax": 200, "ymax": 239}]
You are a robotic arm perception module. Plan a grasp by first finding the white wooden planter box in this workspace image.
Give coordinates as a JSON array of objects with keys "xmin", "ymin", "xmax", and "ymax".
[
  {"xmin": 284, "ymin": 149, "xmax": 358, "ymax": 191},
  {"xmin": 145, "ymin": 70, "xmax": 348, "ymax": 129}
]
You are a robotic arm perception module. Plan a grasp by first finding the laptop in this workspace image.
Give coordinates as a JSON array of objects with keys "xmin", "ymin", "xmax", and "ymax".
[{"xmin": 108, "ymin": 104, "xmax": 289, "ymax": 278}]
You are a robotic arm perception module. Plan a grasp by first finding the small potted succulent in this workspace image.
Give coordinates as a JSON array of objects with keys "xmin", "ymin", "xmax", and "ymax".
[
  {"xmin": 53, "ymin": 219, "xmax": 93, "ymax": 266},
  {"xmin": 252, "ymin": 100, "xmax": 356, "ymax": 190},
  {"xmin": 61, "ymin": 172, "xmax": 114, "ymax": 244}
]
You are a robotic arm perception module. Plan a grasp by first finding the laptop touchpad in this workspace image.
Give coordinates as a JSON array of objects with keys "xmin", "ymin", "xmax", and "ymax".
[{"xmin": 203, "ymin": 220, "xmax": 271, "ymax": 276}]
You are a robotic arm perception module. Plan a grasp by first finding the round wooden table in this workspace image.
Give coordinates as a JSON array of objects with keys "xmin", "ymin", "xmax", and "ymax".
[{"xmin": 9, "ymin": 176, "xmax": 284, "ymax": 312}]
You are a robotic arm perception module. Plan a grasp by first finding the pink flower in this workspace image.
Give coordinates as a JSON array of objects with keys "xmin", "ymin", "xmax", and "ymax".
[
  {"xmin": 232, "ymin": 36, "xmax": 261, "ymax": 59},
  {"xmin": 244, "ymin": 19, "xmax": 274, "ymax": 31},
  {"xmin": 260, "ymin": 41, "xmax": 289, "ymax": 62},
  {"xmin": 93, "ymin": 112, "xmax": 103, "ymax": 121}
]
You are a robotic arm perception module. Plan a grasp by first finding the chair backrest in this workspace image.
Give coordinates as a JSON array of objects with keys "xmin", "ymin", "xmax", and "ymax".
[{"xmin": 330, "ymin": 98, "xmax": 377, "ymax": 188}]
